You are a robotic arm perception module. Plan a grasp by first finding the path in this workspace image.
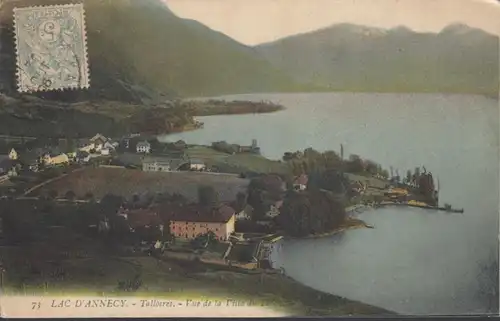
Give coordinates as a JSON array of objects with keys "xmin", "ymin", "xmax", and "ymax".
[{"xmin": 22, "ymin": 167, "xmax": 85, "ymax": 196}]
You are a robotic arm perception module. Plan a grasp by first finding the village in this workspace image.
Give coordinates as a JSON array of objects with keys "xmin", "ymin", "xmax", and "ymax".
[
  {"xmin": 0, "ymin": 132, "xmax": 449, "ymax": 296},
  {"xmin": 0, "ymin": 133, "xmax": 297, "ymax": 276}
]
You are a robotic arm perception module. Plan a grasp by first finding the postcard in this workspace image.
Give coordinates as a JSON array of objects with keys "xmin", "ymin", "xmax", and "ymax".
[{"xmin": 0, "ymin": 0, "xmax": 498, "ymax": 318}]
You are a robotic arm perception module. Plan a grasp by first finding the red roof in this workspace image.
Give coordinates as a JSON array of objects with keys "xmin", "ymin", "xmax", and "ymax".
[
  {"xmin": 161, "ymin": 203, "xmax": 235, "ymax": 223},
  {"xmin": 119, "ymin": 208, "xmax": 164, "ymax": 228}
]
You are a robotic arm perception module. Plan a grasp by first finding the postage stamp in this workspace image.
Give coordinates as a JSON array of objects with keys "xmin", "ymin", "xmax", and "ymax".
[{"xmin": 13, "ymin": 3, "xmax": 89, "ymax": 93}]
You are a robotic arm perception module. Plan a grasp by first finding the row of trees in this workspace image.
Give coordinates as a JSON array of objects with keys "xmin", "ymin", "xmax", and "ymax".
[{"xmin": 284, "ymin": 147, "xmax": 389, "ymax": 178}]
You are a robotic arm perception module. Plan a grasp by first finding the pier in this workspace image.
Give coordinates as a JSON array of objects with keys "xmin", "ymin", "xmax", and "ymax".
[{"xmin": 376, "ymin": 202, "xmax": 464, "ymax": 214}]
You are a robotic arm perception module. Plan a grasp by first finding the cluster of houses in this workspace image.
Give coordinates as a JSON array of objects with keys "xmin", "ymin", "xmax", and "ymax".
[
  {"xmin": 0, "ymin": 134, "xmax": 121, "ymax": 178},
  {"xmin": 78, "ymin": 133, "xmax": 119, "ymax": 156}
]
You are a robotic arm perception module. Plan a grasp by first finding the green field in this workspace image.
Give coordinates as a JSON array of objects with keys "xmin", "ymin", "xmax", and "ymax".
[{"xmin": 31, "ymin": 167, "xmax": 249, "ymax": 202}]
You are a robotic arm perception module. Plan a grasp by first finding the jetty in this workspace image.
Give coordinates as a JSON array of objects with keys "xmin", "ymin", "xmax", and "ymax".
[{"xmin": 376, "ymin": 201, "xmax": 464, "ymax": 214}]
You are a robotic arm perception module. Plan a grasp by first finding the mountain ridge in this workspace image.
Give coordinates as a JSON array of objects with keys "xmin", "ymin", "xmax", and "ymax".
[
  {"xmin": 255, "ymin": 22, "xmax": 499, "ymax": 97},
  {"xmin": 0, "ymin": 0, "xmax": 302, "ymax": 103}
]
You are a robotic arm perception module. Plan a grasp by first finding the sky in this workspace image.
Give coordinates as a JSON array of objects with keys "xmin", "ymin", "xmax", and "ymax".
[{"xmin": 165, "ymin": 0, "xmax": 500, "ymax": 45}]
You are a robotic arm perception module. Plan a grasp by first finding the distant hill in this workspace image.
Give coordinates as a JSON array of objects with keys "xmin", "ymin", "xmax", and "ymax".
[
  {"xmin": 255, "ymin": 23, "xmax": 499, "ymax": 97},
  {"xmin": 0, "ymin": 0, "xmax": 300, "ymax": 103}
]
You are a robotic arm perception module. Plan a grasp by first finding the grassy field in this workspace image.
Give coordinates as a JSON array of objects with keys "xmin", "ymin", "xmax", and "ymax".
[
  {"xmin": 184, "ymin": 146, "xmax": 230, "ymax": 163},
  {"xmin": 183, "ymin": 145, "xmax": 290, "ymax": 175},
  {"xmin": 31, "ymin": 167, "xmax": 249, "ymax": 202}
]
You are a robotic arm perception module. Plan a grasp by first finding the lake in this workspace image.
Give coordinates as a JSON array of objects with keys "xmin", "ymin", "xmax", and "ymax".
[{"xmin": 160, "ymin": 92, "xmax": 499, "ymax": 315}]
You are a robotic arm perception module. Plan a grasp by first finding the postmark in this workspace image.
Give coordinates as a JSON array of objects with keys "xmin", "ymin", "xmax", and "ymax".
[{"xmin": 13, "ymin": 3, "xmax": 89, "ymax": 93}]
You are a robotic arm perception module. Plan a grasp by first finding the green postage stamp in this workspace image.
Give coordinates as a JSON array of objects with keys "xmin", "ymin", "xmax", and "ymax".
[{"xmin": 13, "ymin": 3, "xmax": 89, "ymax": 92}]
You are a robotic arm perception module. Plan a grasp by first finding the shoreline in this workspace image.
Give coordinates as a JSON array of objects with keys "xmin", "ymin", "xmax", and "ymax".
[{"xmin": 288, "ymin": 215, "xmax": 374, "ymax": 240}]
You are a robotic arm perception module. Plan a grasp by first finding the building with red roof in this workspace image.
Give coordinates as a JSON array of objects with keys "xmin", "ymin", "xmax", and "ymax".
[{"xmin": 161, "ymin": 203, "xmax": 236, "ymax": 241}]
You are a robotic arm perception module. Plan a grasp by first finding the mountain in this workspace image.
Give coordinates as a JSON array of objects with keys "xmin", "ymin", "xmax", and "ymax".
[
  {"xmin": 0, "ymin": 0, "xmax": 300, "ymax": 103},
  {"xmin": 255, "ymin": 23, "xmax": 499, "ymax": 97}
]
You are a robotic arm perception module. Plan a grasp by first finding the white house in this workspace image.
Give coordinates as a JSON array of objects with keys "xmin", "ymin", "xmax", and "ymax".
[
  {"xmin": 189, "ymin": 159, "xmax": 206, "ymax": 171},
  {"xmin": 90, "ymin": 133, "xmax": 109, "ymax": 152},
  {"xmin": 8, "ymin": 148, "xmax": 18, "ymax": 160},
  {"xmin": 78, "ymin": 140, "xmax": 94, "ymax": 153},
  {"xmin": 136, "ymin": 141, "xmax": 151, "ymax": 154},
  {"xmin": 142, "ymin": 159, "xmax": 171, "ymax": 172},
  {"xmin": 235, "ymin": 205, "xmax": 253, "ymax": 221},
  {"xmin": 292, "ymin": 174, "xmax": 308, "ymax": 191}
]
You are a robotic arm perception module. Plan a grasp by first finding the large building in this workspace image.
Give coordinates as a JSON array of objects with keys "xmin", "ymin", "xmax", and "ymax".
[
  {"xmin": 142, "ymin": 159, "xmax": 171, "ymax": 172},
  {"xmin": 142, "ymin": 156, "xmax": 186, "ymax": 172},
  {"xmin": 136, "ymin": 141, "xmax": 151, "ymax": 154},
  {"xmin": 163, "ymin": 204, "xmax": 236, "ymax": 241}
]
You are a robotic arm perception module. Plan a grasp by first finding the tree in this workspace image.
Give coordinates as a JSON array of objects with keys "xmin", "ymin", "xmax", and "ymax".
[
  {"xmin": 406, "ymin": 170, "xmax": 412, "ymax": 185},
  {"xmin": 101, "ymin": 193, "xmax": 124, "ymax": 213},
  {"xmin": 364, "ymin": 160, "xmax": 379, "ymax": 175},
  {"xmin": 198, "ymin": 185, "xmax": 219, "ymax": 207},
  {"xmin": 64, "ymin": 190, "xmax": 76, "ymax": 200},
  {"xmin": 47, "ymin": 189, "xmax": 58, "ymax": 200},
  {"xmin": 322, "ymin": 150, "xmax": 341, "ymax": 169},
  {"xmin": 83, "ymin": 192, "xmax": 94, "ymax": 202},
  {"xmin": 345, "ymin": 154, "xmax": 364, "ymax": 173},
  {"xmin": 234, "ymin": 192, "xmax": 247, "ymax": 212},
  {"xmin": 303, "ymin": 147, "xmax": 321, "ymax": 160},
  {"xmin": 247, "ymin": 175, "xmax": 285, "ymax": 220},
  {"xmin": 278, "ymin": 189, "xmax": 346, "ymax": 237}
]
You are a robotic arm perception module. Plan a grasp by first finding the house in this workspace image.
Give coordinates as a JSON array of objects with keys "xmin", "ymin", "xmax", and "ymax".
[
  {"xmin": 8, "ymin": 148, "xmax": 18, "ymax": 160},
  {"xmin": 142, "ymin": 157, "xmax": 171, "ymax": 172},
  {"xmin": 238, "ymin": 139, "xmax": 260, "ymax": 154},
  {"xmin": 90, "ymin": 133, "xmax": 109, "ymax": 152},
  {"xmin": 0, "ymin": 157, "xmax": 17, "ymax": 176},
  {"xmin": 189, "ymin": 159, "xmax": 206, "ymax": 171},
  {"xmin": 136, "ymin": 141, "xmax": 151, "ymax": 154},
  {"xmin": 76, "ymin": 151, "xmax": 91, "ymax": 163},
  {"xmin": 165, "ymin": 204, "xmax": 236, "ymax": 241},
  {"xmin": 350, "ymin": 181, "xmax": 366, "ymax": 195},
  {"xmin": 235, "ymin": 204, "xmax": 253, "ymax": 221},
  {"xmin": 265, "ymin": 202, "xmax": 281, "ymax": 219},
  {"xmin": 173, "ymin": 140, "xmax": 187, "ymax": 150},
  {"xmin": 293, "ymin": 174, "xmax": 308, "ymax": 191},
  {"xmin": 117, "ymin": 207, "xmax": 164, "ymax": 232},
  {"xmin": 78, "ymin": 139, "xmax": 94, "ymax": 153},
  {"xmin": 43, "ymin": 152, "xmax": 70, "ymax": 166},
  {"xmin": 225, "ymin": 241, "xmax": 261, "ymax": 265},
  {"xmin": 19, "ymin": 150, "xmax": 43, "ymax": 172},
  {"xmin": 104, "ymin": 140, "xmax": 118, "ymax": 150},
  {"xmin": 100, "ymin": 148, "xmax": 111, "ymax": 156}
]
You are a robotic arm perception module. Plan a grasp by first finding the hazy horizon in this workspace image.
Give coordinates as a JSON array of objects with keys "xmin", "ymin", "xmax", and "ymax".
[{"xmin": 165, "ymin": 0, "xmax": 500, "ymax": 45}]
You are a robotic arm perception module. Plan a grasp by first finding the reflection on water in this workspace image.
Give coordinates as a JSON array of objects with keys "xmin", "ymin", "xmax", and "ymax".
[{"xmin": 162, "ymin": 93, "xmax": 499, "ymax": 315}]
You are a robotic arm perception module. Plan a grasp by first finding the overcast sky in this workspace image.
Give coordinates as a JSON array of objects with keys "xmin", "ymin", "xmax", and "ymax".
[{"xmin": 165, "ymin": 0, "xmax": 500, "ymax": 45}]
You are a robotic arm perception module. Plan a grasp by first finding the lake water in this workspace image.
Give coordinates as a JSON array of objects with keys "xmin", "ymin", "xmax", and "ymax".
[{"xmin": 161, "ymin": 93, "xmax": 499, "ymax": 315}]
